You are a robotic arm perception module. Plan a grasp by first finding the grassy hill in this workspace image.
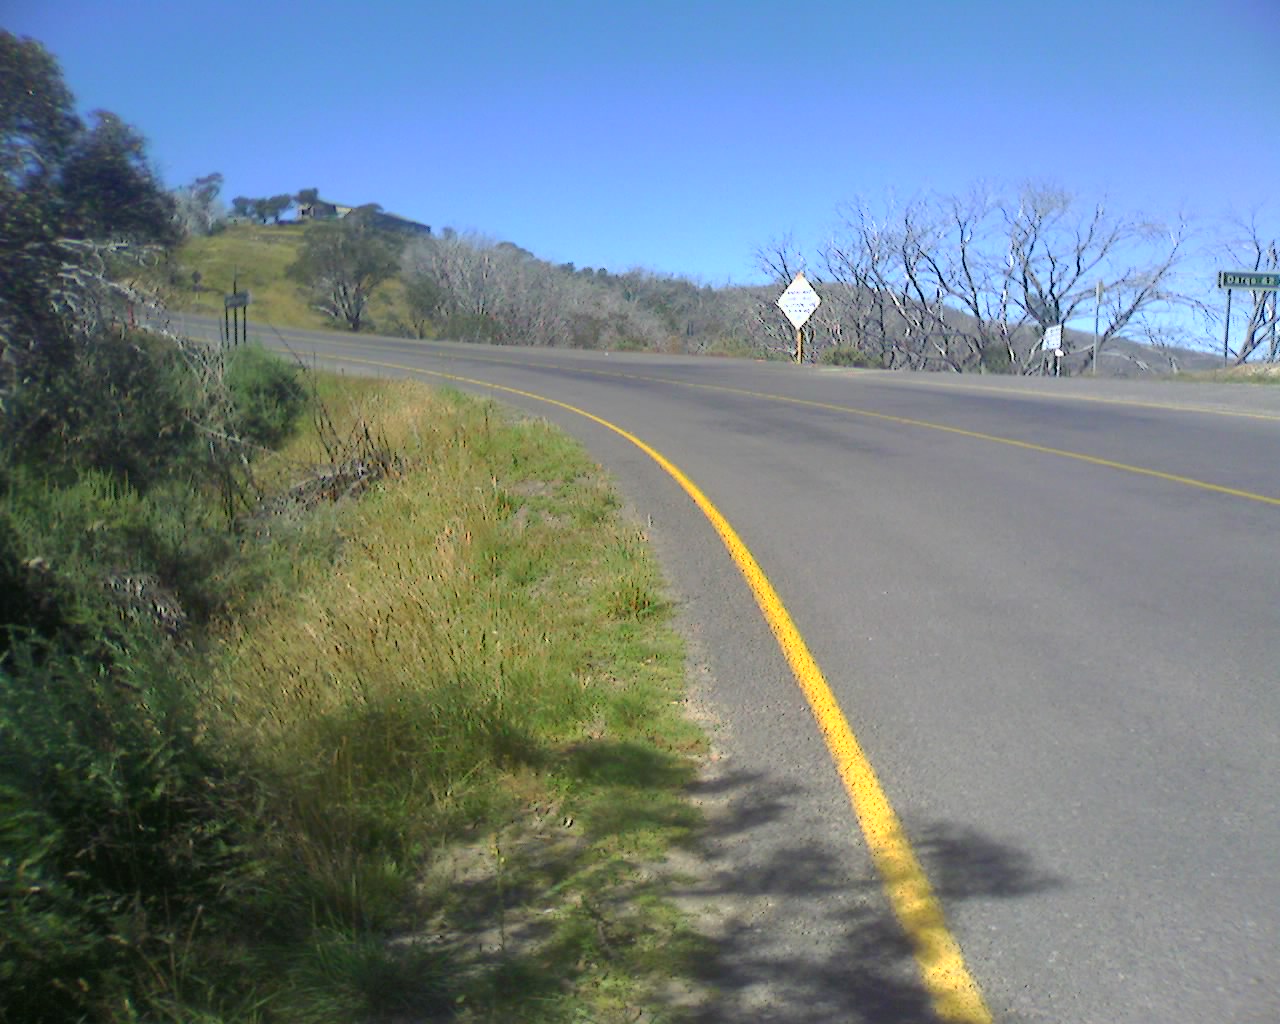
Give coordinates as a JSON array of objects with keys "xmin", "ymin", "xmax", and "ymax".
[{"xmin": 165, "ymin": 222, "xmax": 413, "ymax": 335}]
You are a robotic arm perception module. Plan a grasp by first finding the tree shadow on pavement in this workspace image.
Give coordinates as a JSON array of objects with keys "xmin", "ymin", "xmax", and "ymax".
[{"xmin": 668, "ymin": 767, "xmax": 1064, "ymax": 1024}]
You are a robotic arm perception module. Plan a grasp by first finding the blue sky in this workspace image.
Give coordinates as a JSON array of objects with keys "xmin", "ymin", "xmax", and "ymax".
[{"xmin": 7, "ymin": 0, "xmax": 1278, "ymax": 287}]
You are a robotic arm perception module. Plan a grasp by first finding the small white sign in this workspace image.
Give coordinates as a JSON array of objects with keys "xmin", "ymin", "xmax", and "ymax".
[
  {"xmin": 777, "ymin": 272, "xmax": 821, "ymax": 329},
  {"xmin": 1043, "ymin": 324, "xmax": 1063, "ymax": 351}
]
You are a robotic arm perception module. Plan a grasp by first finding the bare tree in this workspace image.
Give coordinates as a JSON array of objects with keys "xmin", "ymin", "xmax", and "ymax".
[
  {"xmin": 1220, "ymin": 210, "xmax": 1278, "ymax": 364},
  {"xmin": 999, "ymin": 185, "xmax": 1195, "ymax": 374},
  {"xmin": 817, "ymin": 183, "xmax": 1197, "ymax": 374},
  {"xmin": 821, "ymin": 206, "xmax": 903, "ymax": 367},
  {"xmin": 402, "ymin": 233, "xmax": 669, "ymax": 349},
  {"xmin": 825, "ymin": 195, "xmax": 973, "ymax": 370}
]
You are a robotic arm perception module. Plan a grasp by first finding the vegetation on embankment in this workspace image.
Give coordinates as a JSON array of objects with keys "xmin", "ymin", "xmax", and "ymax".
[
  {"xmin": 5, "ymin": 34, "xmax": 709, "ymax": 1021},
  {"xmin": 3, "ymin": 359, "xmax": 711, "ymax": 1023}
]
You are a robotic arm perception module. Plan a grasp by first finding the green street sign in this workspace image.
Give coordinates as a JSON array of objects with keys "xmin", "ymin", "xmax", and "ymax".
[{"xmin": 1217, "ymin": 270, "xmax": 1280, "ymax": 290}]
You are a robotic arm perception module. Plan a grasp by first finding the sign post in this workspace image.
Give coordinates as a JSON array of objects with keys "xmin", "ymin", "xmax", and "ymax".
[
  {"xmin": 223, "ymin": 271, "xmax": 251, "ymax": 346},
  {"xmin": 1093, "ymin": 280, "xmax": 1102, "ymax": 377},
  {"xmin": 1043, "ymin": 323, "xmax": 1064, "ymax": 377},
  {"xmin": 776, "ymin": 273, "xmax": 821, "ymax": 364},
  {"xmin": 1216, "ymin": 270, "xmax": 1280, "ymax": 365}
]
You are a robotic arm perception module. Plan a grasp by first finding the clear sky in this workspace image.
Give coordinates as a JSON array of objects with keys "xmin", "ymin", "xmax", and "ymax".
[{"xmin": 6, "ymin": 0, "xmax": 1278, "ymax": 285}]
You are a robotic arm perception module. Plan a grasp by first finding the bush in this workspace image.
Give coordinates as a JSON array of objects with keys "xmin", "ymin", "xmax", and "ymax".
[
  {"xmin": 1, "ymin": 469, "xmax": 234, "ymax": 637},
  {"xmin": 0, "ymin": 465, "xmax": 257, "ymax": 1021},
  {"xmin": 440, "ymin": 312, "xmax": 506, "ymax": 344},
  {"xmin": 0, "ymin": 631, "xmax": 250, "ymax": 1023},
  {"xmin": 1, "ymin": 328, "xmax": 206, "ymax": 494},
  {"xmin": 821, "ymin": 345, "xmax": 881, "ymax": 368},
  {"xmin": 979, "ymin": 341, "xmax": 1014, "ymax": 373},
  {"xmin": 224, "ymin": 345, "xmax": 308, "ymax": 448}
]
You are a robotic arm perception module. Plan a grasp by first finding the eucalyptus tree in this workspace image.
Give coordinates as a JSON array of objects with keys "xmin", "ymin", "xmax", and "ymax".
[
  {"xmin": 288, "ymin": 206, "xmax": 403, "ymax": 331},
  {"xmin": 1, "ymin": 31, "xmax": 184, "ymax": 465}
]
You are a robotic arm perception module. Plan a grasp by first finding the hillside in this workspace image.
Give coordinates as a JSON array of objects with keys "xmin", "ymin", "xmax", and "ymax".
[
  {"xmin": 163, "ymin": 222, "xmax": 414, "ymax": 334},
  {"xmin": 164, "ymin": 223, "xmax": 1227, "ymax": 376},
  {"xmin": 165, "ymin": 222, "xmax": 747, "ymax": 353}
]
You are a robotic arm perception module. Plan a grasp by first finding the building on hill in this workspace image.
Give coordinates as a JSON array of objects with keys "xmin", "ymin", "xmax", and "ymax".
[
  {"xmin": 297, "ymin": 198, "xmax": 353, "ymax": 221},
  {"xmin": 297, "ymin": 197, "xmax": 431, "ymax": 237}
]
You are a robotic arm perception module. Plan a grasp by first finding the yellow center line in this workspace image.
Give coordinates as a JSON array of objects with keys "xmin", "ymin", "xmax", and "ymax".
[
  {"xmin": 822, "ymin": 369, "xmax": 1280, "ymax": 423},
  {"xmin": 334, "ymin": 354, "xmax": 994, "ymax": 1023},
  {"xmin": 347, "ymin": 340, "xmax": 1280, "ymax": 423},
  {"xmin": 643, "ymin": 377, "xmax": 1280, "ymax": 507},
  {"xmin": 328, "ymin": 345, "xmax": 1280, "ymax": 508}
]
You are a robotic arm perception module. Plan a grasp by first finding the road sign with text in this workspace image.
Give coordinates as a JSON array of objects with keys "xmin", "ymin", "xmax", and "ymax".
[
  {"xmin": 1217, "ymin": 270, "xmax": 1280, "ymax": 291},
  {"xmin": 776, "ymin": 273, "xmax": 821, "ymax": 329}
]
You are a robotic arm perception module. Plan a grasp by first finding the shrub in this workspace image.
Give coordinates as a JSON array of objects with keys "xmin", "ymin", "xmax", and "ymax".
[
  {"xmin": 821, "ymin": 345, "xmax": 881, "ymax": 368},
  {"xmin": 979, "ymin": 341, "xmax": 1014, "ymax": 374},
  {"xmin": 0, "ymin": 469, "xmax": 234, "ymax": 637},
  {"xmin": 1, "ymin": 327, "xmax": 206, "ymax": 494},
  {"xmin": 0, "ymin": 631, "xmax": 250, "ymax": 1023},
  {"xmin": 224, "ymin": 345, "xmax": 308, "ymax": 449}
]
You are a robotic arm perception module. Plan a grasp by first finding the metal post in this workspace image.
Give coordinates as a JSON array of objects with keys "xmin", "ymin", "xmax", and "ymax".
[
  {"xmin": 1223, "ymin": 288, "xmax": 1233, "ymax": 365},
  {"xmin": 1093, "ymin": 280, "xmax": 1102, "ymax": 376}
]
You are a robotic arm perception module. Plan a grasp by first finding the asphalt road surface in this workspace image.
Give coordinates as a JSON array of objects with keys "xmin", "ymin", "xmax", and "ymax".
[{"xmin": 173, "ymin": 313, "xmax": 1280, "ymax": 1023}]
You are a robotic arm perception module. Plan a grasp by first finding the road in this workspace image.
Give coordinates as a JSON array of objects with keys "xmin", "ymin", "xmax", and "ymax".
[{"xmin": 174, "ymin": 313, "xmax": 1280, "ymax": 1023}]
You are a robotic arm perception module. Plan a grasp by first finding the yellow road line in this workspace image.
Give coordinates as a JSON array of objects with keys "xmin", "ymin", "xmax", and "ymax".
[
  {"xmin": 823, "ymin": 370, "xmax": 1280, "ymax": 423},
  {"xmin": 653, "ymin": 378, "xmax": 1280, "ymax": 507},
  {"xmin": 347, "ymin": 340, "xmax": 1280, "ymax": 423},
  {"xmin": 338, "ymin": 355, "xmax": 994, "ymax": 1023},
  {"xmin": 408, "ymin": 351, "xmax": 1280, "ymax": 507}
]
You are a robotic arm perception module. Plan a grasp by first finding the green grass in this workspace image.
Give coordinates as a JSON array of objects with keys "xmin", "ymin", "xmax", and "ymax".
[
  {"xmin": 203, "ymin": 375, "xmax": 711, "ymax": 1021},
  {"xmin": 2, "ymin": 360, "xmax": 711, "ymax": 1023}
]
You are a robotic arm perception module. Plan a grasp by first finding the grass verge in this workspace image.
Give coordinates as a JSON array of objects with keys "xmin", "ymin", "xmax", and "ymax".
[
  {"xmin": 1179, "ymin": 362, "xmax": 1280, "ymax": 383},
  {"xmin": 205, "ymin": 375, "xmax": 711, "ymax": 1022},
  {"xmin": 2, "ymin": 356, "xmax": 713, "ymax": 1023}
]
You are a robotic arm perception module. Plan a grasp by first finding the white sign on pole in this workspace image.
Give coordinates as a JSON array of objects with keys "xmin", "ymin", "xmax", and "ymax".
[
  {"xmin": 776, "ymin": 272, "xmax": 821, "ymax": 329},
  {"xmin": 1043, "ymin": 324, "xmax": 1063, "ymax": 351}
]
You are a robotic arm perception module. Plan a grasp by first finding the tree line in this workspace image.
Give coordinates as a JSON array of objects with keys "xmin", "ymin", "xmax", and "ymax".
[
  {"xmin": 261, "ymin": 189, "xmax": 1280, "ymax": 370},
  {"xmin": 161, "ymin": 147, "xmax": 1278, "ymax": 368},
  {"xmin": 753, "ymin": 185, "xmax": 1278, "ymax": 372},
  {"xmin": 172, "ymin": 179, "xmax": 329, "ymax": 230}
]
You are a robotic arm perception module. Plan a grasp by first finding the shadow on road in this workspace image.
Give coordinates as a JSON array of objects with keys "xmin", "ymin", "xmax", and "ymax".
[{"xmin": 669, "ymin": 766, "xmax": 1063, "ymax": 1024}]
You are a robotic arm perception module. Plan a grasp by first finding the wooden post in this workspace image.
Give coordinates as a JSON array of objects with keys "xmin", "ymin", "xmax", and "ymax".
[{"xmin": 796, "ymin": 326, "xmax": 803, "ymax": 364}]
